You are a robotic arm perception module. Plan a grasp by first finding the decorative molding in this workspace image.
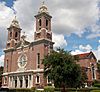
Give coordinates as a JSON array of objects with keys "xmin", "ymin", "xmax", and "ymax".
[{"xmin": 2, "ymin": 69, "xmax": 44, "ymax": 76}]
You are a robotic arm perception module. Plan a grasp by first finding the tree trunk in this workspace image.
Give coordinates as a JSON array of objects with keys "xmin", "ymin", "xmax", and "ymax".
[{"xmin": 61, "ymin": 83, "xmax": 67, "ymax": 92}]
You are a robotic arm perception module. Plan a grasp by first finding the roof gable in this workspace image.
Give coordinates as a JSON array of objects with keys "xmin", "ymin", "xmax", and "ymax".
[{"xmin": 74, "ymin": 52, "xmax": 97, "ymax": 60}]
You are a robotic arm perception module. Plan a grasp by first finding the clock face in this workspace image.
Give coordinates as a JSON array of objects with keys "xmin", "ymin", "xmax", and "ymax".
[{"xmin": 18, "ymin": 54, "xmax": 27, "ymax": 68}]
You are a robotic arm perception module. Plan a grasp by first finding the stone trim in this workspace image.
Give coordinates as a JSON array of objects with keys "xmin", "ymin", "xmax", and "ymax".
[
  {"xmin": 34, "ymin": 12, "xmax": 52, "ymax": 19},
  {"xmin": 30, "ymin": 39, "xmax": 54, "ymax": 46},
  {"xmin": 2, "ymin": 69, "xmax": 44, "ymax": 76}
]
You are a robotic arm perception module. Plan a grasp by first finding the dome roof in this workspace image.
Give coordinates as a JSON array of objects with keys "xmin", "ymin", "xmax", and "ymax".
[
  {"xmin": 38, "ymin": 2, "xmax": 49, "ymax": 14},
  {"xmin": 10, "ymin": 16, "xmax": 20, "ymax": 28}
]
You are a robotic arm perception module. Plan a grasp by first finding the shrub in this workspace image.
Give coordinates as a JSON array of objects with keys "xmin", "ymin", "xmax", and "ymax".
[
  {"xmin": 91, "ymin": 90, "xmax": 100, "ymax": 92},
  {"xmin": 35, "ymin": 90, "xmax": 44, "ymax": 92},
  {"xmin": 9, "ymin": 88, "xmax": 31, "ymax": 92},
  {"xmin": 44, "ymin": 86, "xmax": 54, "ymax": 92},
  {"xmin": 93, "ymin": 84, "xmax": 100, "ymax": 88},
  {"xmin": 31, "ymin": 87, "xmax": 36, "ymax": 92}
]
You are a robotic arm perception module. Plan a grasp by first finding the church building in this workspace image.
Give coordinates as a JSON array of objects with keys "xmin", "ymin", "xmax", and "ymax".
[
  {"xmin": 2, "ymin": 2, "xmax": 99, "ymax": 89},
  {"xmin": 2, "ymin": 3, "xmax": 54, "ymax": 88}
]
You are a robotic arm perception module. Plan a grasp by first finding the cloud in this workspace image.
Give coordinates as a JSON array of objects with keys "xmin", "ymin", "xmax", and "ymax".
[
  {"xmin": 79, "ymin": 44, "xmax": 92, "ymax": 51},
  {"xmin": 0, "ymin": 55, "xmax": 4, "ymax": 66},
  {"xmin": 12, "ymin": 0, "xmax": 98, "ymax": 40},
  {"xmin": 53, "ymin": 33, "xmax": 67, "ymax": 49},
  {"xmin": 0, "ymin": 2, "xmax": 14, "ymax": 50},
  {"xmin": 71, "ymin": 44, "xmax": 100, "ymax": 61},
  {"xmin": 87, "ymin": 33, "xmax": 100, "ymax": 39},
  {"xmin": 0, "ymin": 0, "xmax": 99, "ymax": 60},
  {"xmin": 71, "ymin": 44, "xmax": 92, "ymax": 55},
  {"xmin": 50, "ymin": 0, "xmax": 98, "ymax": 36},
  {"xmin": 93, "ymin": 45, "xmax": 100, "ymax": 60},
  {"xmin": 99, "ymin": 40, "xmax": 100, "ymax": 43},
  {"xmin": 71, "ymin": 50, "xmax": 86, "ymax": 55}
]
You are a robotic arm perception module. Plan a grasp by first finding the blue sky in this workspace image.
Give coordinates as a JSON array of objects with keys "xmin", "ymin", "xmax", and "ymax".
[
  {"xmin": 0, "ymin": 0, "xmax": 15, "ymax": 7},
  {"xmin": 0, "ymin": 0, "xmax": 100, "ymax": 66}
]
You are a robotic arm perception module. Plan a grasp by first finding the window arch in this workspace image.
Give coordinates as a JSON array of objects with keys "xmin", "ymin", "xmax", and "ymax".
[
  {"xmin": 39, "ymin": 19, "xmax": 41, "ymax": 26},
  {"xmin": 15, "ymin": 32, "xmax": 18, "ymax": 37},
  {"xmin": 91, "ymin": 64, "xmax": 95, "ymax": 79},
  {"xmin": 10, "ymin": 32, "xmax": 12, "ymax": 37},
  {"xmin": 46, "ymin": 19, "xmax": 48, "ymax": 26},
  {"xmin": 6, "ymin": 59, "xmax": 8, "ymax": 72}
]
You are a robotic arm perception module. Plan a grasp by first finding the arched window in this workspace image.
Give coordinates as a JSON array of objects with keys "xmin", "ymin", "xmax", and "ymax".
[
  {"xmin": 10, "ymin": 32, "xmax": 12, "ymax": 37},
  {"xmin": 36, "ymin": 75, "xmax": 40, "ymax": 83},
  {"xmin": 46, "ymin": 19, "xmax": 48, "ymax": 26},
  {"xmin": 15, "ymin": 32, "xmax": 18, "ymax": 37},
  {"xmin": 37, "ymin": 53, "xmax": 40, "ymax": 68},
  {"xmin": 39, "ymin": 19, "xmax": 41, "ymax": 26},
  {"xmin": 91, "ymin": 64, "xmax": 95, "ymax": 80},
  {"xmin": 6, "ymin": 60, "xmax": 8, "ymax": 72}
]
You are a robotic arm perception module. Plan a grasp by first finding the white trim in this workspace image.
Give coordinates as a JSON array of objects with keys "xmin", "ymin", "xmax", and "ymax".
[
  {"xmin": 17, "ymin": 53, "xmax": 27, "ymax": 68},
  {"xmin": 36, "ymin": 75, "xmax": 40, "ymax": 84},
  {"xmin": 47, "ymin": 76, "xmax": 51, "ymax": 84},
  {"xmin": 34, "ymin": 38, "xmax": 52, "ymax": 42},
  {"xmin": 2, "ymin": 69, "xmax": 44, "ymax": 75},
  {"xmin": 17, "ymin": 45, "xmax": 29, "ymax": 50}
]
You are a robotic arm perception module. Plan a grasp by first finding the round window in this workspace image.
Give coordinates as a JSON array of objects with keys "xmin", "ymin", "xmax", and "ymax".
[{"xmin": 18, "ymin": 54, "xmax": 27, "ymax": 68}]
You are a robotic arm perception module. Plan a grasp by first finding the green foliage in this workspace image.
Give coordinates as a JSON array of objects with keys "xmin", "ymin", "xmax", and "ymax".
[
  {"xmin": 91, "ymin": 90, "xmax": 100, "ymax": 92},
  {"xmin": 77, "ymin": 67, "xmax": 88, "ymax": 88},
  {"xmin": 93, "ymin": 84, "xmax": 100, "ymax": 88},
  {"xmin": 43, "ymin": 48, "xmax": 82, "ymax": 88},
  {"xmin": 9, "ymin": 88, "xmax": 31, "ymax": 92},
  {"xmin": 44, "ymin": 86, "xmax": 54, "ymax": 92},
  {"xmin": 31, "ymin": 87, "xmax": 36, "ymax": 92},
  {"xmin": 35, "ymin": 90, "xmax": 44, "ymax": 92},
  {"xmin": 55, "ymin": 88, "xmax": 91, "ymax": 92},
  {"xmin": 92, "ymin": 80, "xmax": 100, "ymax": 88},
  {"xmin": 1, "ymin": 88, "xmax": 100, "ymax": 92}
]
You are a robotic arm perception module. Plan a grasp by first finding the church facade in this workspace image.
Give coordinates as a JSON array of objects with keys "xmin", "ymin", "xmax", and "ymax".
[
  {"xmin": 2, "ymin": 3, "xmax": 54, "ymax": 88},
  {"xmin": 2, "ymin": 3, "xmax": 100, "ymax": 89}
]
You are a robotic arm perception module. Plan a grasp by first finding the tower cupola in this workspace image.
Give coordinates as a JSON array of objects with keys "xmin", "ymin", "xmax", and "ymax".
[
  {"xmin": 34, "ymin": 2, "xmax": 52, "ymax": 41},
  {"xmin": 38, "ymin": 1, "xmax": 49, "ymax": 14},
  {"xmin": 10, "ymin": 16, "xmax": 20, "ymax": 29},
  {"xmin": 6, "ymin": 16, "xmax": 21, "ymax": 48}
]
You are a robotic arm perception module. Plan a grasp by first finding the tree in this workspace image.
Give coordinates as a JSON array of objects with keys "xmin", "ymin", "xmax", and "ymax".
[
  {"xmin": 78, "ymin": 67, "xmax": 88, "ymax": 88},
  {"xmin": 43, "ymin": 48, "xmax": 82, "ymax": 91}
]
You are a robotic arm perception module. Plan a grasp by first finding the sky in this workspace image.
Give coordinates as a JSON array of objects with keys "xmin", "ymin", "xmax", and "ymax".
[{"xmin": 0, "ymin": 0, "xmax": 100, "ymax": 66}]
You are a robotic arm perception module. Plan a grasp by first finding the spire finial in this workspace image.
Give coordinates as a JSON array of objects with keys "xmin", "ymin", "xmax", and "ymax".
[
  {"xmin": 42, "ymin": 1, "xmax": 45, "ymax": 5},
  {"xmin": 38, "ymin": 1, "xmax": 49, "ymax": 14},
  {"xmin": 15, "ymin": 16, "xmax": 16, "ymax": 20}
]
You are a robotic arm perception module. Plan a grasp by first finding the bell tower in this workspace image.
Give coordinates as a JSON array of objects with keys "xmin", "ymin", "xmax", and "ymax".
[
  {"xmin": 34, "ymin": 2, "xmax": 52, "ymax": 41},
  {"xmin": 7, "ymin": 16, "xmax": 21, "ymax": 48}
]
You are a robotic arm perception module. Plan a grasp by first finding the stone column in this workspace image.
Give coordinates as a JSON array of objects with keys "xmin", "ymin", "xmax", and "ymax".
[
  {"xmin": 13, "ymin": 77, "xmax": 15, "ymax": 88},
  {"xmin": 8, "ymin": 76, "xmax": 10, "ymax": 88},
  {"xmin": 31, "ymin": 75, "xmax": 33, "ymax": 87},
  {"xmin": 22, "ymin": 76, "xmax": 25, "ymax": 88},
  {"xmin": 17, "ymin": 76, "xmax": 20, "ymax": 88},
  {"xmin": 28, "ymin": 75, "xmax": 30, "ymax": 88}
]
